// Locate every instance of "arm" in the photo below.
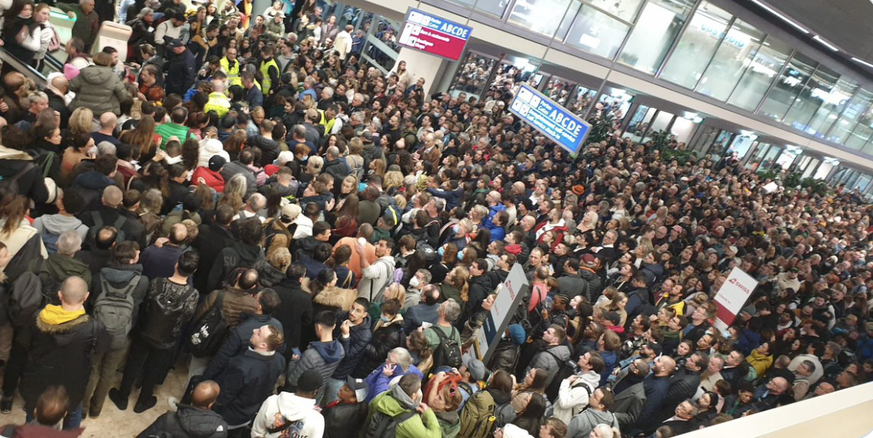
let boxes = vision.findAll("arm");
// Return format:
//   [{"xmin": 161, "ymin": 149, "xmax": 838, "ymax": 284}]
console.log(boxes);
[
  {"xmin": 214, "ymin": 364, "xmax": 246, "ymax": 409},
  {"xmin": 250, "ymin": 395, "xmax": 273, "ymax": 438},
  {"xmin": 418, "ymin": 408, "xmax": 442, "ymax": 438},
  {"xmin": 154, "ymin": 22, "xmax": 167, "ymax": 45},
  {"xmin": 555, "ymin": 379, "xmax": 589, "ymax": 410},
  {"xmin": 202, "ymin": 329, "xmax": 243, "ymax": 380}
]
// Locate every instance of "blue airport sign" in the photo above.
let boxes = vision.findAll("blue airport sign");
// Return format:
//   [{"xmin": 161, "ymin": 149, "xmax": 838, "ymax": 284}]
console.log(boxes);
[{"xmin": 509, "ymin": 84, "xmax": 591, "ymax": 154}]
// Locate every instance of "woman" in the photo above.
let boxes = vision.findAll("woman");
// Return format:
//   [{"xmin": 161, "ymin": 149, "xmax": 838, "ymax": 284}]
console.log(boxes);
[
  {"xmin": 440, "ymin": 265, "xmax": 469, "ymax": 310},
  {"xmin": 308, "ymin": 269, "xmax": 357, "ymax": 315},
  {"xmin": 509, "ymin": 368, "xmax": 552, "ymax": 420},
  {"xmin": 458, "ymin": 370, "xmax": 513, "ymax": 437},
  {"xmin": 328, "ymin": 245, "xmax": 355, "ymax": 289},
  {"xmin": 510, "ymin": 392, "xmax": 547, "ymax": 436},
  {"xmin": 426, "ymin": 371, "xmax": 463, "ymax": 438},
  {"xmin": 331, "ymin": 194, "xmax": 359, "ymax": 240},
  {"xmin": 60, "ymin": 133, "xmax": 94, "ymax": 187},
  {"xmin": 746, "ymin": 341, "xmax": 774, "ymax": 377},
  {"xmin": 126, "ymin": 7, "xmax": 154, "ymax": 60},
  {"xmin": 0, "ymin": 194, "xmax": 45, "ymax": 260},
  {"xmin": 119, "ymin": 116, "xmax": 159, "ymax": 163},
  {"xmin": 29, "ymin": 123, "xmax": 62, "ymax": 182},
  {"xmin": 406, "ymin": 329, "xmax": 434, "ymax": 377},
  {"xmin": 354, "ymin": 299, "xmax": 405, "ymax": 378},
  {"xmin": 31, "ymin": 3, "xmax": 54, "ymax": 69},
  {"xmin": 69, "ymin": 51, "xmax": 130, "ymax": 116},
  {"xmin": 3, "ymin": 0, "xmax": 39, "ymax": 66},
  {"xmin": 690, "ymin": 391, "xmax": 720, "ymax": 429}
]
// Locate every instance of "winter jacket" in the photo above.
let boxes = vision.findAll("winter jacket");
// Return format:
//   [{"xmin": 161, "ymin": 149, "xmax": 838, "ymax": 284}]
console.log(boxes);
[
  {"xmin": 747, "ymin": 349, "xmax": 774, "ymax": 377},
  {"xmin": 32, "ymin": 254, "xmax": 92, "ymax": 297},
  {"xmin": 527, "ymin": 344, "xmax": 571, "ymax": 387},
  {"xmin": 354, "ymin": 316, "xmax": 405, "ymax": 377},
  {"xmin": 404, "ymin": 302, "xmax": 439, "ymax": 332},
  {"xmin": 220, "ymin": 161, "xmax": 257, "ymax": 198},
  {"xmin": 488, "ymin": 338, "xmax": 521, "ymax": 374},
  {"xmin": 323, "ymin": 401, "xmax": 368, "ymax": 438},
  {"xmin": 311, "ymin": 285, "xmax": 357, "ymax": 314},
  {"xmin": 578, "ymin": 268, "xmax": 603, "ymax": 300},
  {"xmin": 203, "ymin": 313, "xmax": 284, "ymax": 380},
  {"xmin": 271, "ymin": 278, "xmax": 313, "ymax": 351},
  {"xmin": 566, "ymin": 409, "xmax": 619, "ymax": 438},
  {"xmin": 612, "ymin": 380, "xmax": 646, "ymax": 428},
  {"xmin": 32, "ymin": 214, "xmax": 88, "ymax": 249},
  {"xmin": 192, "ymin": 166, "xmax": 226, "ymax": 193},
  {"xmin": 195, "ymin": 286, "xmax": 260, "ymax": 329},
  {"xmin": 247, "ymin": 135, "xmax": 280, "ymax": 167},
  {"xmin": 365, "ymin": 384, "xmax": 441, "ymax": 438},
  {"xmin": 205, "ymin": 243, "xmax": 264, "ymax": 293},
  {"xmin": 332, "ymin": 313, "xmax": 372, "ymax": 380},
  {"xmin": 655, "ymin": 369, "xmax": 701, "ymax": 423},
  {"xmin": 69, "ymin": 65, "xmax": 129, "ymax": 116},
  {"xmin": 323, "ymin": 157, "xmax": 350, "ymax": 185},
  {"xmin": 0, "ymin": 145, "xmax": 49, "ymax": 204},
  {"xmin": 426, "ymin": 187, "xmax": 463, "ymax": 210},
  {"xmin": 165, "ymin": 49, "xmax": 197, "ymax": 96},
  {"xmin": 364, "ymin": 363, "xmax": 424, "ymax": 403},
  {"xmin": 191, "ymin": 222, "xmax": 236, "ymax": 294},
  {"xmin": 251, "ymin": 392, "xmax": 325, "ymax": 438},
  {"xmin": 137, "ymin": 404, "xmax": 228, "ymax": 438},
  {"xmin": 20, "ymin": 308, "xmax": 109, "ymax": 411},
  {"xmin": 198, "ymin": 139, "xmax": 230, "ymax": 168},
  {"xmin": 557, "ymin": 274, "xmax": 590, "ymax": 301},
  {"xmin": 140, "ymin": 244, "xmax": 184, "ymax": 280},
  {"xmin": 285, "ymin": 337, "xmax": 348, "ymax": 394},
  {"xmin": 553, "ymin": 370, "xmax": 600, "ymax": 423},
  {"xmin": 92, "ymin": 264, "xmax": 149, "ymax": 326},
  {"xmin": 214, "ymin": 348, "xmax": 286, "ymax": 426}
]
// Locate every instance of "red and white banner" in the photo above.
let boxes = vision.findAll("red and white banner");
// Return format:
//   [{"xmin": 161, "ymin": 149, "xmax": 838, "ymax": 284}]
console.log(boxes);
[{"xmin": 713, "ymin": 267, "xmax": 758, "ymax": 331}]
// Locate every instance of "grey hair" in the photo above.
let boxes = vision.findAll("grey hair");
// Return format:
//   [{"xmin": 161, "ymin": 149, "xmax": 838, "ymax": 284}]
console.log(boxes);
[
  {"xmin": 25, "ymin": 91, "xmax": 48, "ymax": 106},
  {"xmin": 442, "ymin": 298, "xmax": 462, "ymax": 323},
  {"xmin": 248, "ymin": 193, "xmax": 266, "ymax": 211},
  {"xmin": 591, "ymin": 424, "xmax": 621, "ymax": 438},
  {"xmin": 224, "ymin": 174, "xmax": 248, "ymax": 199},
  {"xmin": 137, "ymin": 7, "xmax": 154, "ymax": 19},
  {"xmin": 389, "ymin": 347, "xmax": 413, "ymax": 371},
  {"xmin": 57, "ymin": 230, "xmax": 83, "ymax": 256},
  {"xmin": 97, "ymin": 141, "xmax": 117, "ymax": 157}
]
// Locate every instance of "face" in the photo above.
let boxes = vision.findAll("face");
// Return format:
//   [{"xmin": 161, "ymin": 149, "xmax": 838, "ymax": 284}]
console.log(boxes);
[
  {"xmin": 19, "ymin": 4, "xmax": 32, "ymax": 18},
  {"xmin": 0, "ymin": 247, "xmax": 10, "ymax": 269},
  {"xmin": 46, "ymin": 128, "xmax": 62, "ymax": 145},
  {"xmin": 35, "ymin": 7, "xmax": 49, "ymax": 22},
  {"xmin": 543, "ymin": 328, "xmax": 556, "ymax": 344},
  {"xmin": 250, "ymin": 325, "xmax": 271, "ymax": 348},
  {"xmin": 677, "ymin": 342, "xmax": 691, "ymax": 356},
  {"xmin": 348, "ymin": 302, "xmax": 366, "ymax": 325}
]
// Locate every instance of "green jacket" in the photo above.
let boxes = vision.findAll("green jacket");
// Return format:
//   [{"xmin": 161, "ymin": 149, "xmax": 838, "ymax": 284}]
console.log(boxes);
[
  {"xmin": 367, "ymin": 390, "xmax": 441, "ymax": 438},
  {"xmin": 155, "ymin": 122, "xmax": 194, "ymax": 149}
]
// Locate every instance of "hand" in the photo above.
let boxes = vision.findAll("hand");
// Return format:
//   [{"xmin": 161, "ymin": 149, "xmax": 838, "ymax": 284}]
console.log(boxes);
[
  {"xmin": 0, "ymin": 101, "xmax": 8, "ymax": 113},
  {"xmin": 154, "ymin": 237, "xmax": 169, "ymax": 248},
  {"xmin": 541, "ymin": 309, "xmax": 549, "ymax": 319},
  {"xmin": 67, "ymin": 11, "xmax": 76, "ymax": 19},
  {"xmin": 568, "ymin": 375, "xmax": 578, "ymax": 384},
  {"xmin": 292, "ymin": 354, "xmax": 300, "ymax": 360},
  {"xmin": 154, "ymin": 149, "xmax": 167, "ymax": 161},
  {"xmin": 197, "ymin": 177, "xmax": 207, "ymax": 185},
  {"xmin": 326, "ymin": 198, "xmax": 336, "ymax": 211},
  {"xmin": 341, "ymin": 320, "xmax": 351, "ymax": 336},
  {"xmin": 382, "ymin": 363, "xmax": 397, "ymax": 377},
  {"xmin": 415, "ymin": 402, "xmax": 429, "ymax": 414},
  {"xmin": 129, "ymin": 62, "xmax": 141, "ymax": 69}
]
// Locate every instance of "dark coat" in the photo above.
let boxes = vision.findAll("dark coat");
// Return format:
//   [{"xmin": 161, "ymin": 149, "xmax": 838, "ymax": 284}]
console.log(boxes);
[
  {"xmin": 192, "ymin": 222, "xmax": 237, "ymax": 294},
  {"xmin": 206, "ymin": 243, "xmax": 264, "ymax": 293},
  {"xmin": 272, "ymin": 277, "xmax": 313, "ymax": 353},
  {"xmin": 323, "ymin": 402, "xmax": 368, "ymax": 438},
  {"xmin": 137, "ymin": 404, "xmax": 228, "ymax": 438},
  {"xmin": 165, "ymin": 49, "xmax": 197, "ymax": 96},
  {"xmin": 0, "ymin": 149, "xmax": 48, "ymax": 204},
  {"xmin": 353, "ymin": 318, "xmax": 404, "ymax": 378},
  {"xmin": 246, "ymin": 134, "xmax": 280, "ymax": 167},
  {"xmin": 612, "ymin": 380, "xmax": 646, "ymax": 428},
  {"xmin": 332, "ymin": 313, "xmax": 372, "ymax": 380},
  {"xmin": 213, "ymin": 348, "xmax": 285, "ymax": 426},
  {"xmin": 203, "ymin": 313, "xmax": 284, "ymax": 380}
]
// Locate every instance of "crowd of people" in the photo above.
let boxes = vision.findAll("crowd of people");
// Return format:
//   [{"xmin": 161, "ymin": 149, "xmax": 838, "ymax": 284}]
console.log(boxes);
[{"xmin": 0, "ymin": 0, "xmax": 868, "ymax": 437}]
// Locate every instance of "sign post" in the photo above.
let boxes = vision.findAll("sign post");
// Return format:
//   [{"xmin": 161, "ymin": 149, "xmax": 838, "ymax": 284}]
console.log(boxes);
[
  {"xmin": 712, "ymin": 267, "xmax": 758, "ymax": 331},
  {"xmin": 397, "ymin": 8, "xmax": 473, "ymax": 61},
  {"xmin": 509, "ymin": 84, "xmax": 591, "ymax": 155},
  {"xmin": 474, "ymin": 263, "xmax": 529, "ymax": 364}
]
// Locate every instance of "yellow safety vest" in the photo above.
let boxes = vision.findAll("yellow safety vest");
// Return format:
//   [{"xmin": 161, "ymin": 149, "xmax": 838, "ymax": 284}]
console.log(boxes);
[
  {"xmin": 221, "ymin": 57, "xmax": 241, "ymax": 88},
  {"xmin": 259, "ymin": 58, "xmax": 279, "ymax": 96}
]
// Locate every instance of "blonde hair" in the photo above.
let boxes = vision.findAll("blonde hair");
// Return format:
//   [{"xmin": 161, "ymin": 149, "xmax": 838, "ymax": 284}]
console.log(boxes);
[
  {"xmin": 384, "ymin": 169, "xmax": 403, "ymax": 191},
  {"xmin": 383, "ymin": 283, "xmax": 406, "ymax": 307},
  {"xmin": 69, "ymin": 107, "xmax": 94, "ymax": 135}
]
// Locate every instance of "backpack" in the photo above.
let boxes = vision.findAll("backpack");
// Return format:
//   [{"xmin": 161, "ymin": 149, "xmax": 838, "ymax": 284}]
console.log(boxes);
[
  {"xmin": 47, "ymin": 27, "xmax": 61, "ymax": 52},
  {"xmin": 544, "ymin": 349, "xmax": 576, "ymax": 402},
  {"xmin": 7, "ymin": 272, "xmax": 45, "ymax": 328},
  {"xmin": 346, "ymin": 155, "xmax": 364, "ymax": 180},
  {"xmin": 0, "ymin": 163, "xmax": 34, "ymax": 194},
  {"xmin": 34, "ymin": 150, "xmax": 55, "ymax": 178},
  {"xmin": 140, "ymin": 278, "xmax": 198, "ymax": 349},
  {"xmin": 458, "ymin": 390, "xmax": 502, "ymax": 438},
  {"xmin": 416, "ymin": 240, "xmax": 438, "ymax": 265},
  {"xmin": 431, "ymin": 326, "xmax": 462, "ymax": 369},
  {"xmin": 86, "ymin": 212, "xmax": 127, "ymax": 249},
  {"xmin": 361, "ymin": 408, "xmax": 416, "ymax": 438},
  {"xmin": 93, "ymin": 275, "xmax": 141, "ymax": 350},
  {"xmin": 186, "ymin": 290, "xmax": 229, "ymax": 358}
]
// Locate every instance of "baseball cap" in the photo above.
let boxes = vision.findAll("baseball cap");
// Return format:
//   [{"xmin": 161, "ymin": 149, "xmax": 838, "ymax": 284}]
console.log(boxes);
[
  {"xmin": 346, "ymin": 376, "xmax": 368, "ymax": 401},
  {"xmin": 462, "ymin": 354, "xmax": 488, "ymax": 381},
  {"xmin": 297, "ymin": 369, "xmax": 323, "ymax": 393},
  {"xmin": 581, "ymin": 253, "xmax": 598, "ymax": 265},
  {"xmin": 281, "ymin": 203, "xmax": 301, "ymax": 222},
  {"xmin": 166, "ymin": 38, "xmax": 184, "ymax": 49},
  {"xmin": 361, "ymin": 129, "xmax": 374, "ymax": 144},
  {"xmin": 208, "ymin": 155, "xmax": 226, "ymax": 172}
]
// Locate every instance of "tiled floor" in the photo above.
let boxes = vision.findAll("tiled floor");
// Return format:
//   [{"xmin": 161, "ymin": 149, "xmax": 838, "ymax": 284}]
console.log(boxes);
[{"xmin": 1, "ymin": 360, "xmax": 190, "ymax": 438}]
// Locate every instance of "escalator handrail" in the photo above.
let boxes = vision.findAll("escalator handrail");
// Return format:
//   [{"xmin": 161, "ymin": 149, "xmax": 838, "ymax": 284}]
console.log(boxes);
[
  {"xmin": 0, "ymin": 47, "xmax": 47, "ymax": 88},
  {"xmin": 43, "ymin": 51, "xmax": 64, "ymax": 72}
]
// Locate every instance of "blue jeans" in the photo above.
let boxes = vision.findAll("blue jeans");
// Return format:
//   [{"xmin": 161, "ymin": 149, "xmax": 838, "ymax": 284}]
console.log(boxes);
[{"xmin": 26, "ymin": 404, "xmax": 82, "ymax": 430}]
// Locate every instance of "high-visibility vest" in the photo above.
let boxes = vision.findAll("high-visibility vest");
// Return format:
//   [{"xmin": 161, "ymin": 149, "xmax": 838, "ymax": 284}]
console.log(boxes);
[
  {"xmin": 221, "ymin": 57, "xmax": 241, "ymax": 87},
  {"xmin": 259, "ymin": 58, "xmax": 279, "ymax": 96}
]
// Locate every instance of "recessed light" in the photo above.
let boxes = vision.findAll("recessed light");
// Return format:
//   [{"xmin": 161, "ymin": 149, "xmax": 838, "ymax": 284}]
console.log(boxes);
[
  {"xmin": 812, "ymin": 35, "xmax": 838, "ymax": 52},
  {"xmin": 751, "ymin": 0, "xmax": 809, "ymax": 34},
  {"xmin": 852, "ymin": 57, "xmax": 873, "ymax": 69}
]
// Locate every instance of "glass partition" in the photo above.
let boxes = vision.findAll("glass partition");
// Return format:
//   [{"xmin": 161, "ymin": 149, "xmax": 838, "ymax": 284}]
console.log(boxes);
[
  {"xmin": 509, "ymin": 0, "xmax": 576, "ymax": 38},
  {"xmin": 660, "ymin": 2, "xmax": 733, "ymax": 89},
  {"xmin": 543, "ymin": 77, "xmax": 577, "ymax": 106},
  {"xmin": 618, "ymin": 0, "xmax": 696, "ymax": 74},
  {"xmin": 695, "ymin": 19, "xmax": 764, "ymax": 101},
  {"xmin": 670, "ymin": 117, "xmax": 698, "ymax": 143},
  {"xmin": 586, "ymin": 0, "xmax": 644, "ymax": 21},
  {"xmin": 758, "ymin": 52, "xmax": 818, "ymax": 122},
  {"xmin": 727, "ymin": 35, "xmax": 792, "ymax": 111},
  {"xmin": 446, "ymin": 0, "xmax": 510, "ymax": 17},
  {"xmin": 759, "ymin": 145, "xmax": 782, "ymax": 170},
  {"xmin": 845, "ymin": 106, "xmax": 873, "ymax": 150},
  {"xmin": 829, "ymin": 88, "xmax": 873, "ymax": 144},
  {"xmin": 449, "ymin": 52, "xmax": 498, "ymax": 97},
  {"xmin": 564, "ymin": 5, "xmax": 631, "ymax": 60},
  {"xmin": 567, "ymin": 85, "xmax": 597, "ymax": 113},
  {"xmin": 798, "ymin": 73, "xmax": 855, "ymax": 137}
]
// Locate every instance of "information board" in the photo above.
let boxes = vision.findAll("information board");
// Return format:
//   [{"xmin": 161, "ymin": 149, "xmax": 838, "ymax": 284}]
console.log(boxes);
[
  {"xmin": 509, "ymin": 84, "xmax": 591, "ymax": 154},
  {"xmin": 397, "ymin": 8, "xmax": 472, "ymax": 61},
  {"xmin": 712, "ymin": 267, "xmax": 758, "ymax": 331},
  {"xmin": 474, "ymin": 263, "xmax": 529, "ymax": 363}
]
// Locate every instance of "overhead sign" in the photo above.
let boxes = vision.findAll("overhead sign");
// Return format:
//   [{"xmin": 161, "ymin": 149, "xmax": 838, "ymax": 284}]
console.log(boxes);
[
  {"xmin": 510, "ymin": 84, "xmax": 591, "ymax": 154},
  {"xmin": 712, "ymin": 267, "xmax": 758, "ymax": 331},
  {"xmin": 474, "ymin": 263, "xmax": 529, "ymax": 364},
  {"xmin": 397, "ymin": 8, "xmax": 472, "ymax": 61}
]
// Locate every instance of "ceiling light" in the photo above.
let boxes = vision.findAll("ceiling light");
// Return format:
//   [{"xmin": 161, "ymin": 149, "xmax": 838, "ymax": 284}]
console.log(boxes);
[
  {"xmin": 750, "ymin": 0, "xmax": 809, "ymax": 34},
  {"xmin": 812, "ymin": 35, "xmax": 838, "ymax": 52},
  {"xmin": 852, "ymin": 57, "xmax": 873, "ymax": 69}
]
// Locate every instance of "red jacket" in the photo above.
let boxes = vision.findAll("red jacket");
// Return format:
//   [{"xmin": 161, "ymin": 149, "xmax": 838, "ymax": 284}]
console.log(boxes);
[{"xmin": 191, "ymin": 166, "xmax": 225, "ymax": 193}]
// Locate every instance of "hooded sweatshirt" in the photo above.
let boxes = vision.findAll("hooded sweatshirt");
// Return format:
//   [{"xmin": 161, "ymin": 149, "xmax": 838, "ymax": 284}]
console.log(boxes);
[
  {"xmin": 32, "ymin": 213, "xmax": 89, "ymax": 247},
  {"xmin": 138, "ymin": 404, "xmax": 228, "ymax": 438},
  {"xmin": 285, "ymin": 338, "xmax": 347, "ymax": 393},
  {"xmin": 553, "ymin": 370, "xmax": 602, "ymax": 423},
  {"xmin": 250, "ymin": 392, "xmax": 324, "ymax": 438},
  {"xmin": 366, "ymin": 384, "xmax": 441, "ymax": 438},
  {"xmin": 566, "ymin": 408, "xmax": 619, "ymax": 438}
]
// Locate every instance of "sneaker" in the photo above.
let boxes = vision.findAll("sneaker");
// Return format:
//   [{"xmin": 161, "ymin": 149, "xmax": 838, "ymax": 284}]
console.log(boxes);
[
  {"xmin": 0, "ymin": 396, "xmax": 12, "ymax": 414},
  {"xmin": 107, "ymin": 388, "xmax": 128, "ymax": 411},
  {"xmin": 133, "ymin": 396, "xmax": 157, "ymax": 414},
  {"xmin": 167, "ymin": 397, "xmax": 179, "ymax": 412},
  {"xmin": 88, "ymin": 409, "xmax": 101, "ymax": 419}
]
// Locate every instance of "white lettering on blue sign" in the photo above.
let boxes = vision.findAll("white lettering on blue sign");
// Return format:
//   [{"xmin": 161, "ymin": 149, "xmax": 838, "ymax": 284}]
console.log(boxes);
[
  {"xmin": 407, "ymin": 8, "xmax": 472, "ymax": 41},
  {"xmin": 509, "ymin": 85, "xmax": 590, "ymax": 154}
]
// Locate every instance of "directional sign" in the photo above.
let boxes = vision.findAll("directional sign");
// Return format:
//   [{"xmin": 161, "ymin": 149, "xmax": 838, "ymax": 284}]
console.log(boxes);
[
  {"xmin": 509, "ymin": 84, "xmax": 591, "ymax": 154},
  {"xmin": 474, "ymin": 263, "xmax": 529, "ymax": 364},
  {"xmin": 397, "ymin": 8, "xmax": 472, "ymax": 61}
]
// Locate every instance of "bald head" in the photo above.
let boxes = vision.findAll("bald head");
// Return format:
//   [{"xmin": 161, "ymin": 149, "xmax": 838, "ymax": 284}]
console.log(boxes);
[
  {"xmin": 169, "ymin": 223, "xmax": 188, "ymax": 245},
  {"xmin": 102, "ymin": 186, "xmax": 123, "ymax": 208},
  {"xmin": 191, "ymin": 380, "xmax": 220, "ymax": 409},
  {"xmin": 100, "ymin": 112, "xmax": 117, "ymax": 130},
  {"xmin": 59, "ymin": 276, "xmax": 89, "ymax": 306},
  {"xmin": 50, "ymin": 75, "xmax": 68, "ymax": 93}
]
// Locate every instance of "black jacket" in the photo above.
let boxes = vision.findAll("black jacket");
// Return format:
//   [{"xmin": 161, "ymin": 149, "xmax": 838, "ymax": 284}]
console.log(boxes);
[
  {"xmin": 203, "ymin": 313, "xmax": 284, "ymax": 380},
  {"xmin": 272, "ymin": 277, "xmax": 313, "ymax": 353},
  {"xmin": 323, "ymin": 401, "xmax": 368, "ymax": 438},
  {"xmin": 192, "ymin": 222, "xmax": 237, "ymax": 294},
  {"xmin": 353, "ymin": 318, "xmax": 404, "ymax": 378},
  {"xmin": 0, "ymin": 150, "xmax": 49, "ymax": 204},
  {"xmin": 214, "ymin": 348, "xmax": 285, "ymax": 426},
  {"xmin": 206, "ymin": 243, "xmax": 264, "ymax": 293},
  {"xmin": 332, "ymin": 313, "xmax": 371, "ymax": 380},
  {"xmin": 165, "ymin": 49, "xmax": 197, "ymax": 96},
  {"xmin": 137, "ymin": 404, "xmax": 228, "ymax": 438},
  {"xmin": 246, "ymin": 134, "xmax": 280, "ymax": 167}
]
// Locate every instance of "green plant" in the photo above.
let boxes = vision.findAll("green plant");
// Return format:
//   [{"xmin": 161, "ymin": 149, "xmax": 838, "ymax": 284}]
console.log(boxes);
[
  {"xmin": 800, "ymin": 177, "xmax": 828, "ymax": 197},
  {"xmin": 662, "ymin": 148, "xmax": 697, "ymax": 165},
  {"xmin": 783, "ymin": 171, "xmax": 803, "ymax": 188},
  {"xmin": 757, "ymin": 168, "xmax": 779, "ymax": 181},
  {"xmin": 586, "ymin": 113, "xmax": 615, "ymax": 144},
  {"xmin": 650, "ymin": 130, "xmax": 670, "ymax": 151}
]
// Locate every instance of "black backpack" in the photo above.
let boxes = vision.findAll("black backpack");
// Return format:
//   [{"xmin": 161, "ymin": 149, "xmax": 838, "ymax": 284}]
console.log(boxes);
[
  {"xmin": 185, "ymin": 290, "xmax": 229, "ymax": 358},
  {"xmin": 7, "ymin": 272, "xmax": 45, "ymax": 328},
  {"xmin": 86, "ymin": 212, "xmax": 127, "ymax": 249},
  {"xmin": 431, "ymin": 326, "xmax": 462, "ymax": 369},
  {"xmin": 416, "ymin": 240, "xmax": 439, "ymax": 265},
  {"xmin": 0, "ymin": 163, "xmax": 33, "ymax": 195},
  {"xmin": 544, "ymin": 349, "xmax": 577, "ymax": 401},
  {"xmin": 361, "ymin": 409, "xmax": 416, "ymax": 438},
  {"xmin": 140, "ymin": 278, "xmax": 197, "ymax": 349}
]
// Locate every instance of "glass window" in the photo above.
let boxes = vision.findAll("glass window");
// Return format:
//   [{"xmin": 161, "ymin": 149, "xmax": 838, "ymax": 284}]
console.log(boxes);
[
  {"xmin": 509, "ymin": 0, "xmax": 574, "ymax": 38},
  {"xmin": 829, "ymin": 88, "xmax": 873, "ymax": 144},
  {"xmin": 567, "ymin": 85, "xmax": 597, "ymax": 113},
  {"xmin": 782, "ymin": 64, "xmax": 838, "ymax": 130},
  {"xmin": 804, "ymin": 77, "xmax": 857, "ymax": 138},
  {"xmin": 544, "ymin": 77, "xmax": 577, "ymax": 106},
  {"xmin": 758, "ymin": 52, "xmax": 818, "ymax": 122},
  {"xmin": 446, "ymin": 0, "xmax": 510, "ymax": 17},
  {"xmin": 564, "ymin": 4, "xmax": 630, "ymax": 60},
  {"xmin": 618, "ymin": 0, "xmax": 696, "ymax": 75},
  {"xmin": 449, "ymin": 52, "xmax": 497, "ymax": 97},
  {"xmin": 846, "ymin": 106, "xmax": 873, "ymax": 150},
  {"xmin": 695, "ymin": 19, "xmax": 763, "ymax": 101},
  {"xmin": 727, "ymin": 36, "xmax": 792, "ymax": 111},
  {"xmin": 585, "ymin": 0, "xmax": 644, "ymax": 22},
  {"xmin": 670, "ymin": 117, "xmax": 698, "ymax": 143},
  {"xmin": 660, "ymin": 2, "xmax": 733, "ymax": 89}
]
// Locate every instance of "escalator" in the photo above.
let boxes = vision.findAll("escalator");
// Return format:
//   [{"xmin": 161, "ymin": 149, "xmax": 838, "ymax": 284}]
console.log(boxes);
[{"xmin": 0, "ymin": 47, "xmax": 51, "ymax": 88}]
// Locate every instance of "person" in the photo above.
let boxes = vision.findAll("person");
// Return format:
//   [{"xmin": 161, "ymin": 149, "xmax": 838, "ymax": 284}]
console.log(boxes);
[
  {"xmin": 323, "ymin": 297, "xmax": 371, "ymax": 405},
  {"xmin": 136, "ymin": 380, "xmax": 228, "ymax": 438},
  {"xmin": 356, "ymin": 238, "xmax": 395, "ymax": 302},
  {"xmin": 251, "ymin": 369, "xmax": 325, "ymax": 438},
  {"xmin": 423, "ymin": 298, "xmax": 463, "ymax": 367},
  {"xmin": 19, "ymin": 277, "xmax": 109, "ymax": 430},
  {"xmin": 322, "ymin": 377, "xmax": 370, "ymax": 438},
  {"xmin": 58, "ymin": 0, "xmax": 99, "ymax": 51},
  {"xmin": 363, "ymin": 373, "xmax": 441, "ymax": 438},
  {"xmin": 1, "ymin": 386, "xmax": 85, "ymax": 437},
  {"xmin": 553, "ymin": 351, "xmax": 605, "ymax": 423},
  {"xmin": 284, "ymin": 310, "xmax": 348, "ymax": 400},
  {"xmin": 69, "ymin": 52, "xmax": 130, "ymax": 116},
  {"xmin": 405, "ymin": 284, "xmax": 441, "ymax": 332},
  {"xmin": 611, "ymin": 359, "xmax": 650, "ymax": 428},
  {"xmin": 527, "ymin": 325, "xmax": 571, "ymax": 387},
  {"xmin": 566, "ymin": 388, "xmax": 619, "ymax": 438},
  {"xmin": 213, "ymin": 324, "xmax": 286, "ymax": 435}
]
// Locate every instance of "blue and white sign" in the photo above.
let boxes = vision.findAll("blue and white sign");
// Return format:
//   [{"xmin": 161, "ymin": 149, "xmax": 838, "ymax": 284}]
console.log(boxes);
[{"xmin": 510, "ymin": 84, "xmax": 591, "ymax": 154}]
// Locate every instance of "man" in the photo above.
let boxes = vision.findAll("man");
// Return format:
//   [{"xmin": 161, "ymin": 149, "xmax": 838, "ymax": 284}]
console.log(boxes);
[
  {"xmin": 624, "ymin": 271, "xmax": 650, "ymax": 323},
  {"xmin": 558, "ymin": 258, "xmax": 589, "ymax": 300},
  {"xmin": 285, "ymin": 311, "xmax": 349, "ymax": 400},
  {"xmin": 323, "ymin": 298, "xmax": 372, "ymax": 405},
  {"xmin": 110, "ymin": 252, "xmax": 200, "ymax": 413},
  {"xmin": 155, "ymin": 106, "xmax": 196, "ymax": 149},
  {"xmin": 213, "ymin": 324, "xmax": 286, "ymax": 434},
  {"xmin": 658, "ymin": 399, "xmax": 698, "ymax": 435},
  {"xmin": 699, "ymin": 354, "xmax": 724, "ymax": 392},
  {"xmin": 553, "ymin": 351, "xmax": 605, "ymax": 423},
  {"xmin": 272, "ymin": 264, "xmax": 314, "ymax": 355},
  {"xmin": 138, "ymin": 380, "xmax": 228, "ymax": 437},
  {"xmin": 423, "ymin": 299, "xmax": 463, "ymax": 366},
  {"xmin": 241, "ymin": 71, "xmax": 263, "ymax": 108},
  {"xmin": 404, "ymin": 284, "xmax": 441, "ymax": 332},
  {"xmin": 356, "ymin": 238, "xmax": 395, "ymax": 301},
  {"xmin": 612, "ymin": 359, "xmax": 649, "ymax": 429},
  {"xmin": 322, "ymin": 377, "xmax": 369, "ymax": 438},
  {"xmin": 751, "ymin": 376, "xmax": 790, "ymax": 412},
  {"xmin": 165, "ymin": 39, "xmax": 197, "ymax": 99},
  {"xmin": 334, "ymin": 25, "xmax": 353, "ymax": 60},
  {"xmin": 20, "ymin": 277, "xmax": 109, "ymax": 430},
  {"xmin": 154, "ymin": 12, "xmax": 186, "ymax": 57},
  {"xmin": 632, "ymin": 356, "xmax": 675, "ymax": 434},
  {"xmin": 58, "ymin": 0, "xmax": 99, "ymax": 50},
  {"xmin": 206, "ymin": 218, "xmax": 264, "ymax": 292},
  {"xmin": 221, "ymin": 47, "xmax": 242, "ymax": 88},
  {"xmin": 683, "ymin": 305, "xmax": 711, "ymax": 345},
  {"xmin": 33, "ymin": 190, "xmax": 89, "ymax": 252},
  {"xmin": 30, "ymin": 231, "xmax": 92, "ymax": 298},
  {"xmin": 654, "ymin": 352, "xmax": 708, "ymax": 427},
  {"xmin": 139, "ymin": 223, "xmax": 187, "ymax": 279},
  {"xmin": 792, "ymin": 360, "xmax": 816, "ymax": 400},
  {"xmin": 527, "ymin": 325, "xmax": 571, "ymax": 387},
  {"xmin": 722, "ymin": 381, "xmax": 756, "ymax": 417},
  {"xmin": 363, "ymin": 373, "xmax": 441, "ymax": 438},
  {"xmin": 251, "ymin": 369, "xmax": 325, "ymax": 438},
  {"xmin": 45, "ymin": 74, "xmax": 72, "ymax": 128},
  {"xmin": 258, "ymin": 46, "xmax": 281, "ymax": 96},
  {"xmin": 91, "ymin": 113, "xmax": 121, "ymax": 147},
  {"xmin": 21, "ymin": 91, "xmax": 48, "ymax": 124},
  {"xmin": 247, "ymin": 119, "xmax": 280, "ymax": 166},
  {"xmin": 191, "ymin": 205, "xmax": 237, "ymax": 294},
  {"xmin": 464, "ymin": 259, "xmax": 493, "ymax": 323},
  {"xmin": 565, "ymin": 388, "xmax": 619, "ymax": 438}
]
